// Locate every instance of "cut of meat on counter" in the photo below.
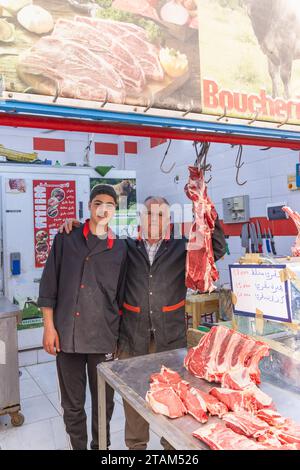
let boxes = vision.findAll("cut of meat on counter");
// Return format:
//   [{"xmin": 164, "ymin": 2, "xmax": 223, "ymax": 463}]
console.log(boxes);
[
  {"xmin": 17, "ymin": 17, "xmax": 164, "ymax": 103},
  {"xmin": 146, "ymin": 386, "xmax": 187, "ymax": 419},
  {"xmin": 282, "ymin": 206, "xmax": 300, "ymax": 257},
  {"xmin": 221, "ymin": 369, "xmax": 253, "ymax": 391},
  {"xmin": 184, "ymin": 325, "xmax": 269, "ymax": 385},
  {"xmin": 184, "ymin": 166, "xmax": 219, "ymax": 293},
  {"xmin": 146, "ymin": 366, "xmax": 228, "ymax": 421},
  {"xmin": 175, "ymin": 381, "xmax": 208, "ymax": 424},
  {"xmin": 256, "ymin": 409, "xmax": 288, "ymax": 428},
  {"xmin": 222, "ymin": 410, "xmax": 270, "ymax": 439},
  {"xmin": 210, "ymin": 386, "xmax": 274, "ymax": 414},
  {"xmin": 150, "ymin": 365, "xmax": 182, "ymax": 385},
  {"xmin": 193, "ymin": 422, "xmax": 267, "ymax": 450}
]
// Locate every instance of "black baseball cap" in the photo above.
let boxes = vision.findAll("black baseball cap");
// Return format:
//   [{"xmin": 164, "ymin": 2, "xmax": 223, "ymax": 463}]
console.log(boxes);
[{"xmin": 89, "ymin": 184, "xmax": 118, "ymax": 205}]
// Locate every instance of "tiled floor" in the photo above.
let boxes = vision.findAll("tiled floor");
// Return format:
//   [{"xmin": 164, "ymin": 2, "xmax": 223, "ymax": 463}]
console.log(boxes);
[{"xmin": 0, "ymin": 362, "xmax": 162, "ymax": 450}]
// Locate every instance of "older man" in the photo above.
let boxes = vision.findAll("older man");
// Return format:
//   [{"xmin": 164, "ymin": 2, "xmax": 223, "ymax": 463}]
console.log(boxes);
[{"xmin": 118, "ymin": 196, "xmax": 226, "ymax": 450}]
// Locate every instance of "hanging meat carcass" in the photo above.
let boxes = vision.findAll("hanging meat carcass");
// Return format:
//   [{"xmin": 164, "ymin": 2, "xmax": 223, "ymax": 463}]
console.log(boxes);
[
  {"xmin": 282, "ymin": 206, "xmax": 300, "ymax": 257},
  {"xmin": 184, "ymin": 166, "xmax": 219, "ymax": 293}
]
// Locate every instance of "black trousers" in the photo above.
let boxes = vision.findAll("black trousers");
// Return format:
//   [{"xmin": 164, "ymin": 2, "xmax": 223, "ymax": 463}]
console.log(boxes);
[{"xmin": 56, "ymin": 352, "xmax": 114, "ymax": 450}]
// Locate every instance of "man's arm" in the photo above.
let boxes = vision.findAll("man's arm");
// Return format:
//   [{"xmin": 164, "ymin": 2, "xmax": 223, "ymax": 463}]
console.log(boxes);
[
  {"xmin": 212, "ymin": 216, "xmax": 227, "ymax": 262},
  {"xmin": 38, "ymin": 234, "xmax": 63, "ymax": 355}
]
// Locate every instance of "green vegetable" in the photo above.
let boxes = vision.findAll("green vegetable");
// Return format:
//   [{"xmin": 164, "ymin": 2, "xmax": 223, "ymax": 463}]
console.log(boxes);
[
  {"xmin": 94, "ymin": 6, "xmax": 162, "ymax": 43},
  {"xmin": 95, "ymin": 0, "xmax": 113, "ymax": 7}
]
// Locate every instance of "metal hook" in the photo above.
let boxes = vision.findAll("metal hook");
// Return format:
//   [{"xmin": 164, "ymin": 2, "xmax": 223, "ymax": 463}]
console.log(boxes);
[
  {"xmin": 248, "ymin": 109, "xmax": 259, "ymax": 125},
  {"xmin": 53, "ymin": 81, "xmax": 60, "ymax": 103},
  {"xmin": 277, "ymin": 115, "xmax": 290, "ymax": 128},
  {"xmin": 143, "ymin": 95, "xmax": 154, "ymax": 113},
  {"xmin": 216, "ymin": 106, "xmax": 227, "ymax": 121},
  {"xmin": 100, "ymin": 90, "xmax": 108, "ymax": 108},
  {"xmin": 160, "ymin": 140, "xmax": 175, "ymax": 174},
  {"xmin": 235, "ymin": 145, "xmax": 247, "ymax": 186},
  {"xmin": 194, "ymin": 141, "xmax": 212, "ymax": 184}
]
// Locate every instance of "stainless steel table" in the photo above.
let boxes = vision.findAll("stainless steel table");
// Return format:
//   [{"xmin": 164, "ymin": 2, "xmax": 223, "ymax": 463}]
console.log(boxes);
[
  {"xmin": 0, "ymin": 297, "xmax": 24, "ymax": 426},
  {"xmin": 97, "ymin": 348, "xmax": 300, "ymax": 450}
]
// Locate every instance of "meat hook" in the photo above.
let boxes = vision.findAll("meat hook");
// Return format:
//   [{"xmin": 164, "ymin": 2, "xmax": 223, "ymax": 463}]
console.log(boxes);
[
  {"xmin": 194, "ymin": 141, "xmax": 212, "ymax": 184},
  {"xmin": 235, "ymin": 145, "xmax": 247, "ymax": 186},
  {"xmin": 160, "ymin": 139, "xmax": 175, "ymax": 174}
]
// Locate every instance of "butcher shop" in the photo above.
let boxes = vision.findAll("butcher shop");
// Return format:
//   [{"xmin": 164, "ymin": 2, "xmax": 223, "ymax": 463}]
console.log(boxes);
[{"xmin": 0, "ymin": 0, "xmax": 300, "ymax": 455}]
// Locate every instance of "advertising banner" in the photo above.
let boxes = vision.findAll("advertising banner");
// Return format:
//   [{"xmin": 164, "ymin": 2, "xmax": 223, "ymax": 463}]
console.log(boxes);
[
  {"xmin": 1, "ymin": 1, "xmax": 299, "ymax": 126},
  {"xmin": 33, "ymin": 179, "xmax": 76, "ymax": 268}
]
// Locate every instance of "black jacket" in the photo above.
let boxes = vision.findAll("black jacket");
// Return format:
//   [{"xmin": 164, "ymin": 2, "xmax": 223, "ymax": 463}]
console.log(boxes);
[
  {"xmin": 119, "ymin": 218, "xmax": 226, "ymax": 356},
  {"xmin": 38, "ymin": 226, "xmax": 127, "ymax": 354}
]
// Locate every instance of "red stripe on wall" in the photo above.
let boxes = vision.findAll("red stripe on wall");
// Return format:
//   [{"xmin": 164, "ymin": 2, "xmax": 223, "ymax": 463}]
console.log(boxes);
[
  {"xmin": 182, "ymin": 217, "xmax": 297, "ymax": 237},
  {"xmin": 95, "ymin": 142, "xmax": 118, "ymax": 156},
  {"xmin": 33, "ymin": 138, "xmax": 65, "ymax": 152},
  {"xmin": 150, "ymin": 138, "xmax": 168, "ymax": 148},
  {"xmin": 125, "ymin": 142, "xmax": 138, "ymax": 154}
]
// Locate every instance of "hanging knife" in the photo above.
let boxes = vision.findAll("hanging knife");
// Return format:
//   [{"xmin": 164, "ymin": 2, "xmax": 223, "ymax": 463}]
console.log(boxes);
[
  {"xmin": 241, "ymin": 223, "xmax": 250, "ymax": 253},
  {"xmin": 268, "ymin": 228, "xmax": 277, "ymax": 256},
  {"xmin": 251, "ymin": 223, "xmax": 259, "ymax": 253},
  {"xmin": 264, "ymin": 229, "xmax": 272, "ymax": 254},
  {"xmin": 256, "ymin": 220, "xmax": 263, "ymax": 253},
  {"xmin": 249, "ymin": 223, "xmax": 256, "ymax": 253}
]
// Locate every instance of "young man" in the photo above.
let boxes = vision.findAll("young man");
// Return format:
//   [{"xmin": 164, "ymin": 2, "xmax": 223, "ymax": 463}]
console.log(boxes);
[
  {"xmin": 38, "ymin": 185, "xmax": 127, "ymax": 450},
  {"xmin": 61, "ymin": 195, "xmax": 226, "ymax": 450}
]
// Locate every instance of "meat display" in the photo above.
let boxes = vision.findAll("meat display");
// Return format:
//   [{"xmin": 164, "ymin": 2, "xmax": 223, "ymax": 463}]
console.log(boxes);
[
  {"xmin": 193, "ymin": 388, "xmax": 228, "ymax": 418},
  {"xmin": 193, "ymin": 422, "xmax": 266, "ymax": 450},
  {"xmin": 222, "ymin": 410, "xmax": 270, "ymax": 439},
  {"xmin": 18, "ymin": 16, "xmax": 164, "ymax": 103},
  {"xmin": 221, "ymin": 369, "xmax": 253, "ymax": 390},
  {"xmin": 256, "ymin": 409, "xmax": 288, "ymax": 428},
  {"xmin": 184, "ymin": 326, "xmax": 269, "ymax": 385},
  {"xmin": 282, "ymin": 206, "xmax": 300, "ymax": 257},
  {"xmin": 150, "ymin": 365, "xmax": 182, "ymax": 385},
  {"xmin": 184, "ymin": 166, "xmax": 219, "ymax": 293}
]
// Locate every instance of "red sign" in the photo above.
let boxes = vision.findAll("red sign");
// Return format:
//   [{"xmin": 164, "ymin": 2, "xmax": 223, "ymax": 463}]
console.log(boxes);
[{"xmin": 33, "ymin": 180, "xmax": 76, "ymax": 268}]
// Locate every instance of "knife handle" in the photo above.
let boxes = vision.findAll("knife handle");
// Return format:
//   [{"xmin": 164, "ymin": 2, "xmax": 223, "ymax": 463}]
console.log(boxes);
[
  {"xmin": 258, "ymin": 243, "xmax": 263, "ymax": 254},
  {"xmin": 266, "ymin": 239, "xmax": 271, "ymax": 253},
  {"xmin": 271, "ymin": 241, "xmax": 277, "ymax": 256}
]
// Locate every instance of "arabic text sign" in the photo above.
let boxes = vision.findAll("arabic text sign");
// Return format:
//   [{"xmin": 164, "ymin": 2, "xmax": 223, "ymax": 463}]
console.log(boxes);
[{"xmin": 229, "ymin": 265, "xmax": 292, "ymax": 323}]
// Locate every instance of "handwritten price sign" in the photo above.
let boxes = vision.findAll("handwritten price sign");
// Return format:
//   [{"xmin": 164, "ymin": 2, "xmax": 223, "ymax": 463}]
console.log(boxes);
[{"xmin": 229, "ymin": 265, "xmax": 292, "ymax": 323}]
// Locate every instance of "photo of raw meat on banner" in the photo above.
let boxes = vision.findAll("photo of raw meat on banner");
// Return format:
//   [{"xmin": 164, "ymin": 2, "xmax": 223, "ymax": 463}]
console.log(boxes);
[{"xmin": 0, "ymin": 0, "xmax": 201, "ymax": 113}]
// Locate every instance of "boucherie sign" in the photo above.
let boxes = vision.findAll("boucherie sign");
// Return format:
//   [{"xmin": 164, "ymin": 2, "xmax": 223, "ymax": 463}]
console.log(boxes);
[{"xmin": 1, "ymin": 0, "xmax": 299, "ymax": 126}]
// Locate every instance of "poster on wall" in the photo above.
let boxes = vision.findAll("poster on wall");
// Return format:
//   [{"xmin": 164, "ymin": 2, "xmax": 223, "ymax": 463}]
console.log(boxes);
[
  {"xmin": 0, "ymin": 1, "xmax": 201, "ymax": 115},
  {"xmin": 33, "ymin": 180, "xmax": 76, "ymax": 268},
  {"xmin": 90, "ymin": 177, "xmax": 137, "ymax": 238}
]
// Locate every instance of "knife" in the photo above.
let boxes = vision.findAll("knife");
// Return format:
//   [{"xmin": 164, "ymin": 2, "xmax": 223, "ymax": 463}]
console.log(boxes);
[
  {"xmin": 264, "ymin": 229, "xmax": 272, "ymax": 254},
  {"xmin": 241, "ymin": 223, "xmax": 250, "ymax": 253},
  {"xmin": 268, "ymin": 228, "xmax": 277, "ymax": 256},
  {"xmin": 249, "ymin": 223, "xmax": 256, "ymax": 253},
  {"xmin": 256, "ymin": 220, "xmax": 263, "ymax": 254}
]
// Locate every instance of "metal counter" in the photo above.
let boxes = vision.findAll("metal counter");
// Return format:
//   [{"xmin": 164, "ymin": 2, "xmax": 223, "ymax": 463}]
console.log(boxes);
[
  {"xmin": 0, "ymin": 297, "xmax": 24, "ymax": 426},
  {"xmin": 97, "ymin": 348, "xmax": 300, "ymax": 450}
]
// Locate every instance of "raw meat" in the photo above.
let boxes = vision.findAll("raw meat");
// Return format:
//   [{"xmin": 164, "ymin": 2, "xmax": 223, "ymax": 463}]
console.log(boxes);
[
  {"xmin": 77, "ymin": 16, "xmax": 164, "ymax": 82},
  {"xmin": 210, "ymin": 387, "xmax": 273, "ymax": 413},
  {"xmin": 184, "ymin": 166, "xmax": 219, "ymax": 293},
  {"xmin": 221, "ymin": 369, "xmax": 253, "ymax": 390},
  {"xmin": 184, "ymin": 326, "xmax": 269, "ymax": 385},
  {"xmin": 146, "ymin": 387, "xmax": 186, "ymax": 419},
  {"xmin": 222, "ymin": 410, "xmax": 270, "ymax": 439},
  {"xmin": 17, "ymin": 36, "xmax": 125, "ymax": 103},
  {"xmin": 274, "ymin": 422, "xmax": 300, "ymax": 445},
  {"xmin": 256, "ymin": 409, "xmax": 288, "ymax": 428},
  {"xmin": 53, "ymin": 19, "xmax": 145, "ymax": 93},
  {"xmin": 150, "ymin": 365, "xmax": 182, "ymax": 385},
  {"xmin": 193, "ymin": 422, "xmax": 266, "ymax": 450},
  {"xmin": 194, "ymin": 388, "xmax": 228, "ymax": 418},
  {"xmin": 175, "ymin": 382, "xmax": 208, "ymax": 424},
  {"xmin": 112, "ymin": 0, "xmax": 161, "ymax": 22},
  {"xmin": 282, "ymin": 206, "xmax": 300, "ymax": 256}
]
